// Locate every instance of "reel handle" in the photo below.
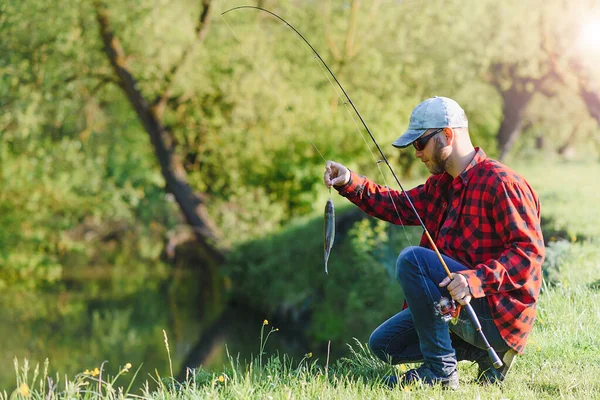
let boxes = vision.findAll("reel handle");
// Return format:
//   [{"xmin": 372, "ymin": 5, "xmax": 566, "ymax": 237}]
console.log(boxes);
[{"xmin": 464, "ymin": 303, "xmax": 503, "ymax": 368}]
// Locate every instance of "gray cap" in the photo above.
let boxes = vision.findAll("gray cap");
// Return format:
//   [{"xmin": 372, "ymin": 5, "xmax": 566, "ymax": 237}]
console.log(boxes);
[{"xmin": 392, "ymin": 96, "xmax": 468, "ymax": 148}]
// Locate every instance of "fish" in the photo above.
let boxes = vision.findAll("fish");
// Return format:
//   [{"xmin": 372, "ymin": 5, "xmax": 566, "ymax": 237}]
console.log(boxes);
[{"xmin": 324, "ymin": 197, "xmax": 335, "ymax": 274}]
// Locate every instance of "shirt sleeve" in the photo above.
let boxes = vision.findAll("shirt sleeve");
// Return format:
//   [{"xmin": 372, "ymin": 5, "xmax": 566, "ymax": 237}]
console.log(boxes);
[
  {"xmin": 461, "ymin": 181, "xmax": 545, "ymax": 298},
  {"xmin": 335, "ymin": 170, "xmax": 427, "ymax": 226}
]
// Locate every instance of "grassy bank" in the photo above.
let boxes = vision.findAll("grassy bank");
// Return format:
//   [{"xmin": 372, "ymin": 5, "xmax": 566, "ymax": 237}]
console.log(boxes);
[{"xmin": 4, "ymin": 159, "xmax": 600, "ymax": 399}]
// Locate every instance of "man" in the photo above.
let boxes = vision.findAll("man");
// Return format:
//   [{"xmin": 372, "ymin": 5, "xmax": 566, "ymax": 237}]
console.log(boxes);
[{"xmin": 323, "ymin": 96, "xmax": 545, "ymax": 389}]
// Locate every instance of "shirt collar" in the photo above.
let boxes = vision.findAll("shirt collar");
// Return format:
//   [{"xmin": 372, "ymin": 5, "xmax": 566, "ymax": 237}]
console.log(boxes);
[
  {"xmin": 432, "ymin": 147, "xmax": 487, "ymax": 189},
  {"xmin": 454, "ymin": 147, "xmax": 487, "ymax": 187}
]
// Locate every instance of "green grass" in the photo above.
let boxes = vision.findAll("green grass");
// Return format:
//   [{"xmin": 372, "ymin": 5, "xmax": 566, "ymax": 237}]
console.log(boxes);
[{"xmin": 4, "ymin": 159, "xmax": 600, "ymax": 399}]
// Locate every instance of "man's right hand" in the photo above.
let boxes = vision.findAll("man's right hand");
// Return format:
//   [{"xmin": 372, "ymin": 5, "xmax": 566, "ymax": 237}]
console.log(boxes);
[{"xmin": 324, "ymin": 160, "xmax": 351, "ymax": 188}]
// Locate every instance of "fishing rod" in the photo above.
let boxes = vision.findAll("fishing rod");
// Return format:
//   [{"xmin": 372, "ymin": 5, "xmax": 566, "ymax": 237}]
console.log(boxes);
[{"xmin": 221, "ymin": 5, "xmax": 502, "ymax": 369}]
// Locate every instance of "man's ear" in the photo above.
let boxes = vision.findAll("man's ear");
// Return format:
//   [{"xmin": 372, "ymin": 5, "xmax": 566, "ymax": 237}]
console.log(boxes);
[{"xmin": 443, "ymin": 127, "xmax": 455, "ymax": 146}]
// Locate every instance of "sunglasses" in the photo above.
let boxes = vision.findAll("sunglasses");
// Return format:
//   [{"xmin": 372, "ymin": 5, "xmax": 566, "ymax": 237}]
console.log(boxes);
[{"xmin": 413, "ymin": 128, "xmax": 444, "ymax": 151}]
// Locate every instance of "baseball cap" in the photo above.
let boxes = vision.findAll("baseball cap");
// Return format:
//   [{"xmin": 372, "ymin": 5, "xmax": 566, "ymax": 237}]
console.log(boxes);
[{"xmin": 392, "ymin": 96, "xmax": 468, "ymax": 148}]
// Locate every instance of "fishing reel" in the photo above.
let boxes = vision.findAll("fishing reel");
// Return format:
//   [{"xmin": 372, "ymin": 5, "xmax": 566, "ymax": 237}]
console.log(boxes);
[{"xmin": 434, "ymin": 297, "xmax": 461, "ymax": 324}]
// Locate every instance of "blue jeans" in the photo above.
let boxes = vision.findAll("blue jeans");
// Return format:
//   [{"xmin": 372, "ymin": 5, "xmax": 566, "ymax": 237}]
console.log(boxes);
[{"xmin": 369, "ymin": 246, "xmax": 509, "ymax": 376}]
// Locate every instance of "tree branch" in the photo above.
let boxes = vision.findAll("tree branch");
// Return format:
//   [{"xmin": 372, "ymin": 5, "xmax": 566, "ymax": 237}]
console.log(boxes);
[{"xmin": 153, "ymin": 0, "xmax": 213, "ymax": 120}]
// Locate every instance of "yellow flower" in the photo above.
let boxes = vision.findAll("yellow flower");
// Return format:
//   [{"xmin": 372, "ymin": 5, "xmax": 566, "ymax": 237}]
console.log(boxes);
[
  {"xmin": 307, "ymin": 352, "xmax": 313, "ymax": 358},
  {"xmin": 218, "ymin": 375, "xmax": 225, "ymax": 383},
  {"xmin": 399, "ymin": 364, "xmax": 407, "ymax": 372},
  {"xmin": 84, "ymin": 369, "xmax": 91, "ymax": 375},
  {"xmin": 263, "ymin": 319, "xmax": 269, "ymax": 325},
  {"xmin": 91, "ymin": 367, "xmax": 100, "ymax": 377},
  {"xmin": 537, "ymin": 346, "xmax": 541, "ymax": 351},
  {"xmin": 125, "ymin": 362, "xmax": 132, "ymax": 369},
  {"xmin": 275, "ymin": 328, "xmax": 279, "ymax": 332},
  {"xmin": 19, "ymin": 383, "xmax": 30, "ymax": 397}
]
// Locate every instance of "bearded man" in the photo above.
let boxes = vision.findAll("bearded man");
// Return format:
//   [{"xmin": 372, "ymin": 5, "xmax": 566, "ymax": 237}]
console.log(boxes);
[{"xmin": 323, "ymin": 96, "xmax": 545, "ymax": 389}]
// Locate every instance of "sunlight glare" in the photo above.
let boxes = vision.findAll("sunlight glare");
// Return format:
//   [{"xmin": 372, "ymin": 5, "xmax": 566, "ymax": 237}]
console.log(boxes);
[{"xmin": 579, "ymin": 21, "xmax": 600, "ymax": 52}]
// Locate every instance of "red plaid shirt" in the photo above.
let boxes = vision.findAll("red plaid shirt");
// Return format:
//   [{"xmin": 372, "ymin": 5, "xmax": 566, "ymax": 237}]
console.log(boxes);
[{"xmin": 337, "ymin": 148, "xmax": 545, "ymax": 353}]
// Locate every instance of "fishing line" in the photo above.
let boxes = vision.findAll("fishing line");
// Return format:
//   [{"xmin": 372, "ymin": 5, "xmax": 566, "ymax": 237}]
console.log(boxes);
[{"xmin": 310, "ymin": 58, "xmax": 437, "ymax": 300}]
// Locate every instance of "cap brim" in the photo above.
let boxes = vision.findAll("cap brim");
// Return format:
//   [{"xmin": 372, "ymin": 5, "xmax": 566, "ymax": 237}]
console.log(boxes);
[{"xmin": 392, "ymin": 129, "xmax": 427, "ymax": 148}]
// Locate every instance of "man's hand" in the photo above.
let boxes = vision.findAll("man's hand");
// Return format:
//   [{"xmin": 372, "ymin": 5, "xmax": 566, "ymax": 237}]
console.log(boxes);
[
  {"xmin": 324, "ymin": 160, "xmax": 351, "ymax": 188},
  {"xmin": 439, "ymin": 273, "xmax": 472, "ymax": 305}
]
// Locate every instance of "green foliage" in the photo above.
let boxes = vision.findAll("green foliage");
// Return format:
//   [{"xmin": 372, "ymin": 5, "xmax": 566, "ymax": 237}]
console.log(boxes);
[
  {"xmin": 0, "ymin": 0, "xmax": 179, "ymax": 285},
  {"xmin": 1, "ymin": 0, "xmax": 600, "ymax": 294},
  {"xmin": 226, "ymin": 203, "xmax": 424, "ymax": 346},
  {"xmin": 541, "ymin": 240, "xmax": 572, "ymax": 287}
]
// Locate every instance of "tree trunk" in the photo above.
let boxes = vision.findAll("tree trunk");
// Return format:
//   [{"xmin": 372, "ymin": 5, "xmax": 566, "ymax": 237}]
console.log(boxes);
[
  {"xmin": 557, "ymin": 121, "xmax": 581, "ymax": 157},
  {"xmin": 496, "ymin": 85, "xmax": 534, "ymax": 161},
  {"xmin": 93, "ymin": 1, "xmax": 225, "ymax": 264},
  {"xmin": 579, "ymin": 84, "xmax": 600, "ymax": 126}
]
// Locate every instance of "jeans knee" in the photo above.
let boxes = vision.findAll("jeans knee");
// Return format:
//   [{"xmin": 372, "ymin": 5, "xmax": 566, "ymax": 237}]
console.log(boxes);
[
  {"xmin": 395, "ymin": 246, "xmax": 421, "ymax": 282},
  {"xmin": 368, "ymin": 330, "xmax": 388, "ymax": 362}
]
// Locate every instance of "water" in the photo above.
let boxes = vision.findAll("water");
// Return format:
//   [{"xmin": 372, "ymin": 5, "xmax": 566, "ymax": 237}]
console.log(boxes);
[{"xmin": 0, "ymin": 264, "xmax": 315, "ymax": 393}]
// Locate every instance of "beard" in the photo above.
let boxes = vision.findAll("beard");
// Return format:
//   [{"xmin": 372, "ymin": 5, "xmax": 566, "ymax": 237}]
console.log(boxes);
[{"xmin": 427, "ymin": 136, "xmax": 448, "ymax": 175}]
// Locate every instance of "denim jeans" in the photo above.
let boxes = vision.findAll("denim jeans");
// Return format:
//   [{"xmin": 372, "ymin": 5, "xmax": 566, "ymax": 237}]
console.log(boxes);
[{"xmin": 369, "ymin": 246, "xmax": 510, "ymax": 377}]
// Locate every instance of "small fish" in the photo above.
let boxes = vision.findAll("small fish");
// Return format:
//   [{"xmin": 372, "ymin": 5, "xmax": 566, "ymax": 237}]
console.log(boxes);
[{"xmin": 324, "ymin": 196, "xmax": 335, "ymax": 274}]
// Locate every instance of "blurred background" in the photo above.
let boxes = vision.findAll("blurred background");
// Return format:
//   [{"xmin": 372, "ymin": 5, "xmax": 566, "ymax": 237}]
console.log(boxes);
[{"xmin": 1, "ymin": 0, "xmax": 599, "ymax": 391}]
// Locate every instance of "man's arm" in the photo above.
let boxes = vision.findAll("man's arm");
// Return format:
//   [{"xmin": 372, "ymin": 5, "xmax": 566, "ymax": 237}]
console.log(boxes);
[
  {"xmin": 335, "ymin": 170, "xmax": 429, "ymax": 226},
  {"xmin": 460, "ymin": 181, "xmax": 545, "ymax": 298}
]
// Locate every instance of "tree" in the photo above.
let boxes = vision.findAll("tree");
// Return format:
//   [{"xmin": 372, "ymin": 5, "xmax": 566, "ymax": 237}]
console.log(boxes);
[{"xmin": 92, "ymin": 0, "xmax": 224, "ymax": 263}]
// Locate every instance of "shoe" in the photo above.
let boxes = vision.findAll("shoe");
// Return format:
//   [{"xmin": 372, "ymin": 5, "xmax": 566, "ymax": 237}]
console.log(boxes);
[
  {"xmin": 391, "ymin": 364, "xmax": 459, "ymax": 390},
  {"xmin": 475, "ymin": 349, "xmax": 517, "ymax": 384}
]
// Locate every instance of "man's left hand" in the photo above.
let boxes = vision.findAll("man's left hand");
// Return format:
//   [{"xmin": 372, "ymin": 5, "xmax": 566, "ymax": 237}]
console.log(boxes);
[{"xmin": 439, "ymin": 273, "xmax": 472, "ymax": 305}]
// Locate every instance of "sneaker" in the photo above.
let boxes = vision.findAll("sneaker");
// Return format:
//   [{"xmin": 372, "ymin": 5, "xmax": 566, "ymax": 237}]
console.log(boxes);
[
  {"xmin": 400, "ymin": 364, "xmax": 459, "ymax": 390},
  {"xmin": 476, "ymin": 349, "xmax": 517, "ymax": 384}
]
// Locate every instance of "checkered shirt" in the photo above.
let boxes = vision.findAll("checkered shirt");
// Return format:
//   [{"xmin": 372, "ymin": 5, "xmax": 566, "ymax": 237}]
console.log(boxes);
[{"xmin": 336, "ymin": 148, "xmax": 545, "ymax": 353}]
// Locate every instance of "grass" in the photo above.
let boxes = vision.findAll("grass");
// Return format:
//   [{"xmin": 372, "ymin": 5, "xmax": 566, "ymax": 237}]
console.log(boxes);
[{"xmin": 4, "ymin": 159, "xmax": 600, "ymax": 399}]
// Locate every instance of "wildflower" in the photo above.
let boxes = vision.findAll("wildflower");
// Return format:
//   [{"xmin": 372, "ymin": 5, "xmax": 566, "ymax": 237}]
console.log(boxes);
[
  {"xmin": 19, "ymin": 383, "xmax": 30, "ymax": 397},
  {"xmin": 399, "ymin": 364, "xmax": 407, "ymax": 372},
  {"xmin": 218, "ymin": 375, "xmax": 225, "ymax": 383},
  {"xmin": 121, "ymin": 362, "xmax": 132, "ymax": 373},
  {"xmin": 537, "ymin": 346, "xmax": 541, "ymax": 351},
  {"xmin": 274, "ymin": 328, "xmax": 279, "ymax": 332},
  {"xmin": 263, "ymin": 319, "xmax": 269, "ymax": 325},
  {"xmin": 125, "ymin": 362, "xmax": 132, "ymax": 369},
  {"xmin": 91, "ymin": 367, "xmax": 100, "ymax": 377},
  {"xmin": 307, "ymin": 352, "xmax": 313, "ymax": 358},
  {"xmin": 84, "ymin": 369, "xmax": 91, "ymax": 375}
]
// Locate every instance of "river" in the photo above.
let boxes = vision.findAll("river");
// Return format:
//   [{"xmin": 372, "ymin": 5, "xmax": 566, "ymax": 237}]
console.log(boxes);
[{"xmin": 0, "ymin": 264, "xmax": 313, "ymax": 392}]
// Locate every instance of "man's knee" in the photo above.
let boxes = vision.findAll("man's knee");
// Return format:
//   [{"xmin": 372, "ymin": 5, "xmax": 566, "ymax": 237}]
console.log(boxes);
[
  {"xmin": 395, "ymin": 246, "xmax": 422, "ymax": 282},
  {"xmin": 368, "ymin": 329, "xmax": 389, "ymax": 362}
]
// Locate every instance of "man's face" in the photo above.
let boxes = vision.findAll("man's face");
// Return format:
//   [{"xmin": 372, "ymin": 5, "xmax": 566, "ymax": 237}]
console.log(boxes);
[{"xmin": 414, "ymin": 129, "xmax": 448, "ymax": 175}]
